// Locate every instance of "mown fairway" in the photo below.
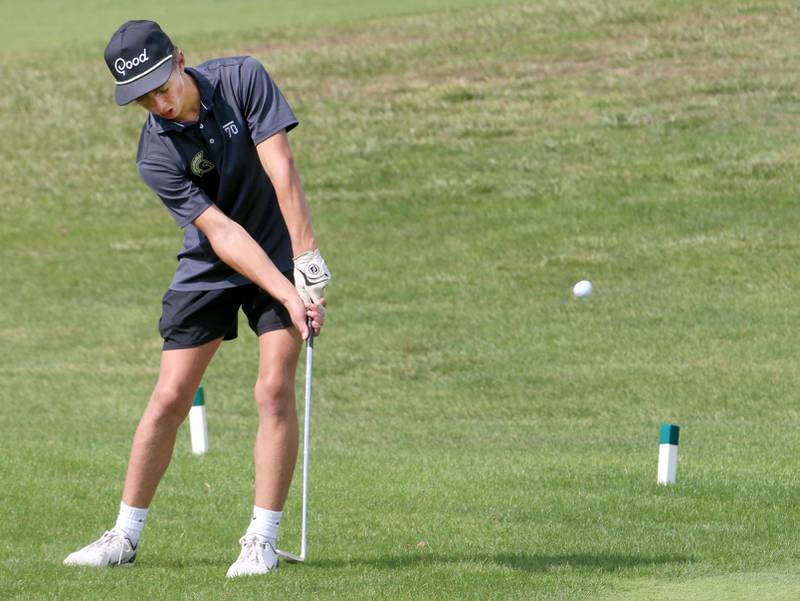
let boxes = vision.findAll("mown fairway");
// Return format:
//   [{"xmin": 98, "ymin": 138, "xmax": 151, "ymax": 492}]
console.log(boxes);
[{"xmin": 2, "ymin": 1, "xmax": 800, "ymax": 599}]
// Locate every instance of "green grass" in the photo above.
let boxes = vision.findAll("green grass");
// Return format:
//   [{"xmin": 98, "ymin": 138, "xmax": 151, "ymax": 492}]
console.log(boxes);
[
  {"xmin": 3, "ymin": 0, "xmax": 800, "ymax": 598},
  {"xmin": 0, "ymin": 0, "xmax": 521, "ymax": 56}
]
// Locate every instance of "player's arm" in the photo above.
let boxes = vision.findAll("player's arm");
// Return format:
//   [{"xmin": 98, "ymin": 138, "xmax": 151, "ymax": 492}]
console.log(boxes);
[
  {"xmin": 256, "ymin": 130, "xmax": 315, "ymax": 255},
  {"xmin": 257, "ymin": 130, "xmax": 330, "ymax": 312},
  {"xmin": 192, "ymin": 204, "xmax": 316, "ymax": 337}
]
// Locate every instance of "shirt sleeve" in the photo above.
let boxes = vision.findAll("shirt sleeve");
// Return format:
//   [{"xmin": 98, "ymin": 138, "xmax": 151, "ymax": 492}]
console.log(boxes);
[
  {"xmin": 238, "ymin": 56, "xmax": 299, "ymax": 145},
  {"xmin": 137, "ymin": 157, "xmax": 213, "ymax": 228}
]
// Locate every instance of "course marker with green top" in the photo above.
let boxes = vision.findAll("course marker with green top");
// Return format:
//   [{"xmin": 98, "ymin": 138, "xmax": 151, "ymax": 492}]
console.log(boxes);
[
  {"xmin": 189, "ymin": 385, "xmax": 208, "ymax": 455},
  {"xmin": 657, "ymin": 424, "xmax": 679, "ymax": 485}
]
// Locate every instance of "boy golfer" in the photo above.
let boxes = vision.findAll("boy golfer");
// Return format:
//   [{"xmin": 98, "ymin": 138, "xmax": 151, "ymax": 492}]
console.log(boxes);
[{"xmin": 63, "ymin": 20, "xmax": 329, "ymax": 577}]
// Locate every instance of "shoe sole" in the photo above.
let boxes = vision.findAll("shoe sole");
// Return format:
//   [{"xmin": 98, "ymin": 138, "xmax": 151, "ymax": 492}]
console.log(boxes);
[
  {"xmin": 63, "ymin": 553, "xmax": 136, "ymax": 568},
  {"xmin": 226, "ymin": 562, "xmax": 278, "ymax": 578}
]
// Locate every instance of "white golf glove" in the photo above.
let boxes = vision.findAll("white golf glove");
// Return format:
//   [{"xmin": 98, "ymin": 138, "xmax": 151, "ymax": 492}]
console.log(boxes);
[{"xmin": 293, "ymin": 248, "xmax": 330, "ymax": 315}]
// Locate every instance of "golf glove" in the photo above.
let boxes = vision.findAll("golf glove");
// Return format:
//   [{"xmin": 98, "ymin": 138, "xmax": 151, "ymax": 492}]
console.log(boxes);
[{"xmin": 293, "ymin": 248, "xmax": 330, "ymax": 314}]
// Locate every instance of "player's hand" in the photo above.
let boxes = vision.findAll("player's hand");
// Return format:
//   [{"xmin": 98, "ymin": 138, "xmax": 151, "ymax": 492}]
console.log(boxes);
[
  {"xmin": 293, "ymin": 249, "xmax": 330, "ymax": 317},
  {"xmin": 306, "ymin": 299, "xmax": 326, "ymax": 337},
  {"xmin": 285, "ymin": 294, "xmax": 311, "ymax": 340}
]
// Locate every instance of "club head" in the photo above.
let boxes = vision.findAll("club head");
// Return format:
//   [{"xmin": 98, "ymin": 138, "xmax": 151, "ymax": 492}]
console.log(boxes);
[{"xmin": 276, "ymin": 550, "xmax": 305, "ymax": 563}]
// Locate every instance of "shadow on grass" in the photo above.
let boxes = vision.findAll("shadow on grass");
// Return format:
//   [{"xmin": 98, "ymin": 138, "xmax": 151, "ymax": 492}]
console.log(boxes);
[
  {"xmin": 307, "ymin": 552, "xmax": 692, "ymax": 572},
  {"xmin": 493, "ymin": 553, "xmax": 691, "ymax": 572},
  {"xmin": 138, "ymin": 557, "xmax": 231, "ymax": 569}
]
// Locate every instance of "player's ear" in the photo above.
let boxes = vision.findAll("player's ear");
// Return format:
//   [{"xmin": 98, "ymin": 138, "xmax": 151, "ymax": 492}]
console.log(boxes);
[{"xmin": 175, "ymin": 48, "xmax": 185, "ymax": 72}]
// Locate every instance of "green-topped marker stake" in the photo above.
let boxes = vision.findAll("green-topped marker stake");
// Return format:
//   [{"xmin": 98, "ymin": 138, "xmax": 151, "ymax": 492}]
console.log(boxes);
[
  {"xmin": 189, "ymin": 385, "xmax": 208, "ymax": 455},
  {"xmin": 657, "ymin": 423, "xmax": 679, "ymax": 485}
]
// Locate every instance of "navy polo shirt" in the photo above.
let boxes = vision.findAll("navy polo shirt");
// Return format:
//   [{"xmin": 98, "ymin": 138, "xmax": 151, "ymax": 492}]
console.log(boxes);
[{"xmin": 136, "ymin": 56, "xmax": 298, "ymax": 291}]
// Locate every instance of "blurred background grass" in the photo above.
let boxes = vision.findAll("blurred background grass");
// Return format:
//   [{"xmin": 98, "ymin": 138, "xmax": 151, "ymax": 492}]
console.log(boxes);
[{"xmin": 2, "ymin": 1, "xmax": 800, "ymax": 599}]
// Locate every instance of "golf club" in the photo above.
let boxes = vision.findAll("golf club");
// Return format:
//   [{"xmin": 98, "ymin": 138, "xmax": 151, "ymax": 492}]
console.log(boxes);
[{"xmin": 276, "ymin": 319, "xmax": 314, "ymax": 563}]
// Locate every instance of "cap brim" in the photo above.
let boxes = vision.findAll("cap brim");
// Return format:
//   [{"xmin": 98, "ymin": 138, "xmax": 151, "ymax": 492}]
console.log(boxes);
[{"xmin": 114, "ymin": 59, "xmax": 174, "ymax": 106}]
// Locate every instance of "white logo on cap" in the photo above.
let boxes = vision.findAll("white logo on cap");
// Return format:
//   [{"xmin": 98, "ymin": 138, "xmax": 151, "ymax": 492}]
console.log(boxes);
[{"xmin": 114, "ymin": 48, "xmax": 150, "ymax": 77}]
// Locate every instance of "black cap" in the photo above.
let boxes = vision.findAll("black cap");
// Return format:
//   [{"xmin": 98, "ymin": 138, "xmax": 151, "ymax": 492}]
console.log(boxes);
[{"xmin": 104, "ymin": 20, "xmax": 175, "ymax": 106}]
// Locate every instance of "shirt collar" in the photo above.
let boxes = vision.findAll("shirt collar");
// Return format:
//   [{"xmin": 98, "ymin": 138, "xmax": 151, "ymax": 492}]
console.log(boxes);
[{"xmin": 151, "ymin": 67, "xmax": 217, "ymax": 134}]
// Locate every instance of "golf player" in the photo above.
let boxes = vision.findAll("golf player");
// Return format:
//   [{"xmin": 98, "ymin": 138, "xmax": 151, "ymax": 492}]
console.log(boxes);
[{"xmin": 63, "ymin": 20, "xmax": 330, "ymax": 577}]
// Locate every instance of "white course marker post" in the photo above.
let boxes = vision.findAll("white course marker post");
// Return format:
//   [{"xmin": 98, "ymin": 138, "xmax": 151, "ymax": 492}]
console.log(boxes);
[
  {"xmin": 657, "ymin": 423, "xmax": 679, "ymax": 485},
  {"xmin": 189, "ymin": 385, "xmax": 208, "ymax": 455}
]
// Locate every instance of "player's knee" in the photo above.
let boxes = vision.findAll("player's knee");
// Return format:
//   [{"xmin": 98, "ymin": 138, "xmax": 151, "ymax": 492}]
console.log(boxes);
[
  {"xmin": 148, "ymin": 383, "xmax": 194, "ymax": 425},
  {"xmin": 254, "ymin": 376, "xmax": 293, "ymax": 421}
]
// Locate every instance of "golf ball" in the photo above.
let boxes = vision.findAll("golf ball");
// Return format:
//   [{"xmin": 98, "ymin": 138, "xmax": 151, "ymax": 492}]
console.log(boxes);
[{"xmin": 573, "ymin": 280, "xmax": 592, "ymax": 298}]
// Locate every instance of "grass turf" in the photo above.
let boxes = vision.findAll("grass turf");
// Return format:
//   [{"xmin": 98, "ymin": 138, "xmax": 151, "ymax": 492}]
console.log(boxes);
[{"xmin": 2, "ymin": 0, "xmax": 800, "ymax": 599}]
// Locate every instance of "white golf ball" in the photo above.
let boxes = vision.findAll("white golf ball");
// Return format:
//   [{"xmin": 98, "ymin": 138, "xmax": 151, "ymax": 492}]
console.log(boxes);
[{"xmin": 573, "ymin": 280, "xmax": 592, "ymax": 298}]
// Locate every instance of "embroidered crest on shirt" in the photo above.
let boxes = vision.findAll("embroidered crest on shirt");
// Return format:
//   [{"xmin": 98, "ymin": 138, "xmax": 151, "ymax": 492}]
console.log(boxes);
[
  {"xmin": 190, "ymin": 151, "xmax": 215, "ymax": 177},
  {"xmin": 222, "ymin": 120, "xmax": 239, "ymax": 138}
]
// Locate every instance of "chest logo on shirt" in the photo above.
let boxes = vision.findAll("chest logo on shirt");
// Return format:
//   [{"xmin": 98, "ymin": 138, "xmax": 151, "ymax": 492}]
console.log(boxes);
[
  {"xmin": 190, "ymin": 151, "xmax": 215, "ymax": 177},
  {"xmin": 222, "ymin": 120, "xmax": 240, "ymax": 138}
]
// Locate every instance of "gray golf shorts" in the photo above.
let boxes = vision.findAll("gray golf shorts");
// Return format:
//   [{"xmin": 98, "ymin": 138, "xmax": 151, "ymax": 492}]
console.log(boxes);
[{"xmin": 159, "ymin": 277, "xmax": 293, "ymax": 350}]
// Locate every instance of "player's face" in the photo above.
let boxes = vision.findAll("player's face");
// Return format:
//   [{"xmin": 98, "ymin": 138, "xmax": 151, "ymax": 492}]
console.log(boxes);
[{"xmin": 135, "ymin": 67, "xmax": 186, "ymax": 120}]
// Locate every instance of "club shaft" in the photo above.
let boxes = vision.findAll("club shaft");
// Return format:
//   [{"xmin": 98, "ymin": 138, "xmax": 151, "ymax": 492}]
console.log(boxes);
[{"xmin": 299, "ymin": 330, "xmax": 313, "ymax": 558}]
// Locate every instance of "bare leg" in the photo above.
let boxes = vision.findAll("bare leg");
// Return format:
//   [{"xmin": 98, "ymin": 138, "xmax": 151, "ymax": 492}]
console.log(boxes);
[
  {"xmin": 253, "ymin": 327, "xmax": 302, "ymax": 510},
  {"xmin": 122, "ymin": 338, "xmax": 222, "ymax": 508}
]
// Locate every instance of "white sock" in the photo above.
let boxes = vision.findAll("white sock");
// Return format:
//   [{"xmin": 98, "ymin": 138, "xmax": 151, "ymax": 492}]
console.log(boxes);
[
  {"xmin": 114, "ymin": 501, "xmax": 149, "ymax": 547},
  {"xmin": 245, "ymin": 506, "xmax": 281, "ymax": 544}
]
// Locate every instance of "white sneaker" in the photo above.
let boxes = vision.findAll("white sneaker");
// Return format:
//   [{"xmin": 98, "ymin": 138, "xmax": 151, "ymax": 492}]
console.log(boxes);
[
  {"xmin": 63, "ymin": 528, "xmax": 137, "ymax": 567},
  {"xmin": 226, "ymin": 534, "xmax": 278, "ymax": 577}
]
